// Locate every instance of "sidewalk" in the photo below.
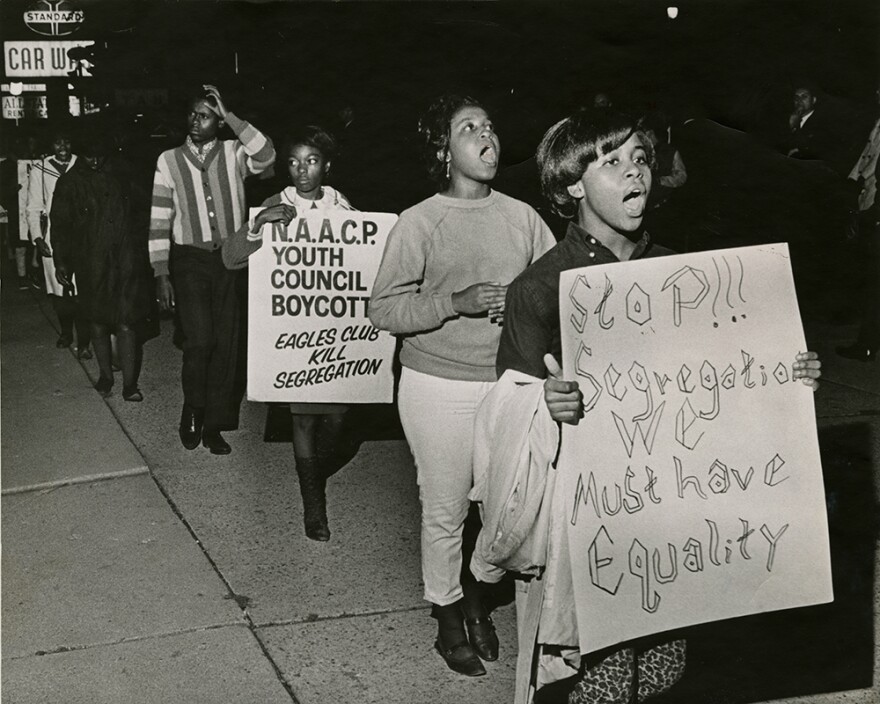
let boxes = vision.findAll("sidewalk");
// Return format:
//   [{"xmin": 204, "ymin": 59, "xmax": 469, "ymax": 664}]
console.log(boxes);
[
  {"xmin": 2, "ymin": 280, "xmax": 878, "ymax": 704},
  {"xmin": 0, "ymin": 284, "xmax": 520, "ymax": 704}
]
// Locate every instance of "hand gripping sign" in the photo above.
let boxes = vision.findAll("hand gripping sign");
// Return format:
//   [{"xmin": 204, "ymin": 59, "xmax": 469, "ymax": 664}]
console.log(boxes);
[
  {"xmin": 557, "ymin": 243, "xmax": 832, "ymax": 654},
  {"xmin": 247, "ymin": 211, "xmax": 398, "ymax": 404}
]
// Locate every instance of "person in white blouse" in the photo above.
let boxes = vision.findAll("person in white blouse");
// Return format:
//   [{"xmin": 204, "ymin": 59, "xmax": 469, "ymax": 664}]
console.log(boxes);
[{"xmin": 26, "ymin": 129, "xmax": 91, "ymax": 357}]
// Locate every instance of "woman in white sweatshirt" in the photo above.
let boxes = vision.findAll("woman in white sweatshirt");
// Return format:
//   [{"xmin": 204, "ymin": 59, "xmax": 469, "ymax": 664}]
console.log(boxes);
[{"xmin": 370, "ymin": 94, "xmax": 555, "ymax": 677}]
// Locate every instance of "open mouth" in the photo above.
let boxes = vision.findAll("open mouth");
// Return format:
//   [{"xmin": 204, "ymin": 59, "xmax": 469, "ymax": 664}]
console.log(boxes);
[
  {"xmin": 622, "ymin": 188, "xmax": 646, "ymax": 216},
  {"xmin": 479, "ymin": 144, "xmax": 498, "ymax": 166}
]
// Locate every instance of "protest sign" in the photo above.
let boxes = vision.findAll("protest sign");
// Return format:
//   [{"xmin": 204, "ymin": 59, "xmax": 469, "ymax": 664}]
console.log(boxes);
[
  {"xmin": 557, "ymin": 243, "xmax": 832, "ymax": 654},
  {"xmin": 247, "ymin": 210, "xmax": 398, "ymax": 404}
]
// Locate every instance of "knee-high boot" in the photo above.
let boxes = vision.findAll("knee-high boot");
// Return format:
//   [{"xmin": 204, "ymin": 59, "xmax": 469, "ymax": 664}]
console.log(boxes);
[{"xmin": 295, "ymin": 456, "xmax": 330, "ymax": 541}]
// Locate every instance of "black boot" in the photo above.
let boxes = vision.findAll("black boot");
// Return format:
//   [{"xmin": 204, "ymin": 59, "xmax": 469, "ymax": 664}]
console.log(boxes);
[
  {"xmin": 316, "ymin": 414, "xmax": 358, "ymax": 478},
  {"xmin": 432, "ymin": 602, "xmax": 486, "ymax": 677},
  {"xmin": 296, "ymin": 457, "xmax": 330, "ymax": 541},
  {"xmin": 460, "ymin": 509, "xmax": 499, "ymax": 661},
  {"xmin": 462, "ymin": 579, "xmax": 499, "ymax": 661}
]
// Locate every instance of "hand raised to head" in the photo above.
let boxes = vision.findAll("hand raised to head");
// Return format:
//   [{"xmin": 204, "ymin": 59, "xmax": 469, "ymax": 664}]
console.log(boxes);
[{"xmin": 202, "ymin": 84, "xmax": 228, "ymax": 119}]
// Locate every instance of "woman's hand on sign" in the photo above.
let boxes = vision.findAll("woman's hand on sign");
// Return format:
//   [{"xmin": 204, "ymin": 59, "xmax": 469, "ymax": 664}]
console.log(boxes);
[
  {"xmin": 793, "ymin": 350, "xmax": 822, "ymax": 391},
  {"xmin": 452, "ymin": 282, "xmax": 507, "ymax": 315},
  {"xmin": 250, "ymin": 204, "xmax": 297, "ymax": 234},
  {"xmin": 543, "ymin": 354, "xmax": 584, "ymax": 424}
]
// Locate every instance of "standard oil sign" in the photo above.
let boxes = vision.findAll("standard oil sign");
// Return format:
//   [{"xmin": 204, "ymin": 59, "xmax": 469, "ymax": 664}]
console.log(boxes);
[{"xmin": 24, "ymin": 1, "xmax": 84, "ymax": 37}]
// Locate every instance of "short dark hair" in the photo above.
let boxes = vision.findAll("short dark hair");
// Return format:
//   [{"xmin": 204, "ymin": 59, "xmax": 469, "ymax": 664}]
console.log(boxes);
[
  {"xmin": 537, "ymin": 108, "xmax": 655, "ymax": 218},
  {"xmin": 792, "ymin": 79, "xmax": 820, "ymax": 97},
  {"xmin": 186, "ymin": 90, "xmax": 218, "ymax": 113},
  {"xmin": 50, "ymin": 127, "xmax": 72, "ymax": 143},
  {"xmin": 283, "ymin": 125, "xmax": 338, "ymax": 162},
  {"xmin": 417, "ymin": 93, "xmax": 485, "ymax": 187}
]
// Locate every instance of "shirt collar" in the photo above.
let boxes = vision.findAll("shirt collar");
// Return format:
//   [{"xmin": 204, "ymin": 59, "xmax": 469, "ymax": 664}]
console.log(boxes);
[
  {"xmin": 799, "ymin": 110, "xmax": 815, "ymax": 128},
  {"xmin": 185, "ymin": 135, "xmax": 218, "ymax": 163},
  {"xmin": 282, "ymin": 186, "xmax": 328, "ymax": 209},
  {"xmin": 565, "ymin": 221, "xmax": 652, "ymax": 261}
]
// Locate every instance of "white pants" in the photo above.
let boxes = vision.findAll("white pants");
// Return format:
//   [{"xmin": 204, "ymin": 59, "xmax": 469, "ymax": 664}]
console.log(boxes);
[{"xmin": 398, "ymin": 367, "xmax": 495, "ymax": 606}]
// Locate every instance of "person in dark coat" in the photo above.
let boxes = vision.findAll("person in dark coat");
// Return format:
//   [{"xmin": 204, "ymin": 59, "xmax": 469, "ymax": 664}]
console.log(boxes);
[{"xmin": 51, "ymin": 124, "xmax": 153, "ymax": 401}]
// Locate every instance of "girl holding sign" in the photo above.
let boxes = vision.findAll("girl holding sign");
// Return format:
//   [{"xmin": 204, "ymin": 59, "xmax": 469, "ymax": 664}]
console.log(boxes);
[
  {"xmin": 224, "ymin": 125, "xmax": 355, "ymax": 542},
  {"xmin": 495, "ymin": 107, "xmax": 823, "ymax": 704},
  {"xmin": 369, "ymin": 95, "xmax": 556, "ymax": 677}
]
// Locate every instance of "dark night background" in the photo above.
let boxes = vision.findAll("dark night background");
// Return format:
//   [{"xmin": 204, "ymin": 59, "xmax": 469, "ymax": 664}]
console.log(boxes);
[
  {"xmin": 2, "ymin": 0, "xmax": 878, "ymax": 214},
  {"xmin": 2, "ymin": 2, "xmax": 878, "ymax": 702}
]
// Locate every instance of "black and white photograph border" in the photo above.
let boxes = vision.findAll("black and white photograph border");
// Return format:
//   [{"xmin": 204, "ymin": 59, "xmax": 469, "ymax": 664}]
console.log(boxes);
[{"xmin": 1, "ymin": 1, "xmax": 878, "ymax": 703}]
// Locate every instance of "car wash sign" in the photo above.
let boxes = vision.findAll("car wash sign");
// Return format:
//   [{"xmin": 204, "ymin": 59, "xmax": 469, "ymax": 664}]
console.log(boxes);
[
  {"xmin": 4, "ymin": 40, "xmax": 93, "ymax": 77},
  {"xmin": 24, "ymin": 1, "xmax": 84, "ymax": 37}
]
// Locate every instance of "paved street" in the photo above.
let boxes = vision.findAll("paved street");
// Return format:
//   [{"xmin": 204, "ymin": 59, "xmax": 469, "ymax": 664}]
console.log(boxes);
[{"xmin": 2, "ymin": 278, "xmax": 878, "ymax": 704}]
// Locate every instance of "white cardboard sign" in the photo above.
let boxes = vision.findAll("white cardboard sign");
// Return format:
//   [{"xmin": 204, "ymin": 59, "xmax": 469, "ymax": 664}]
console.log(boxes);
[
  {"xmin": 247, "ymin": 210, "xmax": 398, "ymax": 404},
  {"xmin": 558, "ymin": 243, "xmax": 833, "ymax": 654}
]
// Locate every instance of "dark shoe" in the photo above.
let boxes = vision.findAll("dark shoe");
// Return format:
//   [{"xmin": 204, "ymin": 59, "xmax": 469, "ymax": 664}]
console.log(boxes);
[
  {"xmin": 94, "ymin": 376, "xmax": 113, "ymax": 397},
  {"xmin": 179, "ymin": 404, "xmax": 204, "ymax": 450},
  {"xmin": 202, "ymin": 429, "xmax": 231, "ymax": 455},
  {"xmin": 434, "ymin": 638, "xmax": 486, "ymax": 677},
  {"xmin": 76, "ymin": 346, "xmax": 93, "ymax": 360},
  {"xmin": 123, "ymin": 386, "xmax": 144, "ymax": 402},
  {"xmin": 836, "ymin": 343, "xmax": 876, "ymax": 362},
  {"xmin": 56, "ymin": 334, "xmax": 72, "ymax": 348},
  {"xmin": 296, "ymin": 457, "xmax": 330, "ymax": 541},
  {"xmin": 465, "ymin": 615, "xmax": 499, "ymax": 661}
]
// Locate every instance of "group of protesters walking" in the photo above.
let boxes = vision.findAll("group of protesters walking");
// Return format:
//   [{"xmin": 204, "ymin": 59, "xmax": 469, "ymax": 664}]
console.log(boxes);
[{"xmin": 11, "ymin": 76, "xmax": 871, "ymax": 704}]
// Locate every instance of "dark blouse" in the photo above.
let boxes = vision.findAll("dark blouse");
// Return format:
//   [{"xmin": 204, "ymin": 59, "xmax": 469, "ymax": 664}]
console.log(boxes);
[{"xmin": 497, "ymin": 221, "xmax": 674, "ymax": 379}]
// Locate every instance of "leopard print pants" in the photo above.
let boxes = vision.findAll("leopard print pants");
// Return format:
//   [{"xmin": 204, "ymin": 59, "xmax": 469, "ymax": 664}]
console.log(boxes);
[{"xmin": 568, "ymin": 639, "xmax": 686, "ymax": 704}]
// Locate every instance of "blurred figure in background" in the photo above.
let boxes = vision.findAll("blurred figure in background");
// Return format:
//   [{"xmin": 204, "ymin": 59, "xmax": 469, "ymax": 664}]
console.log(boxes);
[
  {"xmin": 51, "ymin": 121, "xmax": 153, "ymax": 400},
  {"xmin": 838, "ymin": 88, "xmax": 880, "ymax": 362},
  {"xmin": 26, "ymin": 128, "xmax": 91, "ymax": 357},
  {"xmin": 15, "ymin": 135, "xmax": 43, "ymax": 290},
  {"xmin": 645, "ymin": 114, "xmax": 687, "ymax": 209}
]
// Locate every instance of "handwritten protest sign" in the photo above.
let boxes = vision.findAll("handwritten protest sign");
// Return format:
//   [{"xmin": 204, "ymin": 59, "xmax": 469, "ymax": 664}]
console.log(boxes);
[
  {"xmin": 247, "ymin": 211, "xmax": 398, "ymax": 404},
  {"xmin": 558, "ymin": 243, "xmax": 832, "ymax": 655}
]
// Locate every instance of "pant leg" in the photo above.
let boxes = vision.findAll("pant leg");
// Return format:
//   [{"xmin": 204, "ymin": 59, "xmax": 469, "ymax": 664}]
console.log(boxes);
[
  {"xmin": 397, "ymin": 367, "xmax": 494, "ymax": 606},
  {"xmin": 635, "ymin": 639, "xmax": 686, "ymax": 702},
  {"xmin": 172, "ymin": 246, "xmax": 214, "ymax": 410},
  {"xmin": 204, "ymin": 251, "xmax": 241, "ymax": 430},
  {"xmin": 569, "ymin": 647, "xmax": 636, "ymax": 704}
]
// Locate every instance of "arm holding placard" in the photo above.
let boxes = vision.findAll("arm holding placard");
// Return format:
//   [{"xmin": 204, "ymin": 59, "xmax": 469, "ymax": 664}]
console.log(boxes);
[
  {"xmin": 222, "ymin": 202, "xmax": 296, "ymax": 270},
  {"xmin": 539, "ymin": 352, "xmax": 820, "ymax": 426}
]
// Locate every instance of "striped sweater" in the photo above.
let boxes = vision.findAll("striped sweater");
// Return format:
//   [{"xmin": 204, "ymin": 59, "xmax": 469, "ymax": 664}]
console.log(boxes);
[{"xmin": 148, "ymin": 112, "xmax": 275, "ymax": 277}]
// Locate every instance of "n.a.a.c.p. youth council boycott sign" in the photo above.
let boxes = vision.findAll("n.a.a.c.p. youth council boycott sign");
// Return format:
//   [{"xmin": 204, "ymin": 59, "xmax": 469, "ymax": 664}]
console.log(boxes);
[
  {"xmin": 557, "ymin": 243, "xmax": 832, "ymax": 655},
  {"xmin": 247, "ymin": 211, "xmax": 398, "ymax": 404}
]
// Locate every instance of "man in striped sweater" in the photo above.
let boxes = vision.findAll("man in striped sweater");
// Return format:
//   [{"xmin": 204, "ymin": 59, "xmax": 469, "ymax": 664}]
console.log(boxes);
[{"xmin": 150, "ymin": 84, "xmax": 275, "ymax": 455}]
